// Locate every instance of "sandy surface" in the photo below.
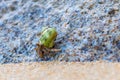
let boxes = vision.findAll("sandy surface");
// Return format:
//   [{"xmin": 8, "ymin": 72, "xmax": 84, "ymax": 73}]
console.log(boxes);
[{"xmin": 0, "ymin": 61, "xmax": 120, "ymax": 80}]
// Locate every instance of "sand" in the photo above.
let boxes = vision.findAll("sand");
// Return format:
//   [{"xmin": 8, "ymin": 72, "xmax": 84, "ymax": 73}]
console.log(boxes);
[{"xmin": 0, "ymin": 61, "xmax": 120, "ymax": 80}]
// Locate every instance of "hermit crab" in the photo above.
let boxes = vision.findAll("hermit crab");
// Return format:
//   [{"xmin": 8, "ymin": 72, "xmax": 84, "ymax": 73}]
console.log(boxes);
[{"xmin": 35, "ymin": 27, "xmax": 61, "ymax": 59}]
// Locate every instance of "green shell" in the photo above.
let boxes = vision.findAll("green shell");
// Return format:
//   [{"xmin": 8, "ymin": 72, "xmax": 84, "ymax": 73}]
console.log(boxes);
[{"xmin": 39, "ymin": 27, "xmax": 57, "ymax": 48}]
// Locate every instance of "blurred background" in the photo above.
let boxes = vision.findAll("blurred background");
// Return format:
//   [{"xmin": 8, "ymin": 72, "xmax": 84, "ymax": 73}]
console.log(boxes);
[{"xmin": 0, "ymin": 0, "xmax": 120, "ymax": 64}]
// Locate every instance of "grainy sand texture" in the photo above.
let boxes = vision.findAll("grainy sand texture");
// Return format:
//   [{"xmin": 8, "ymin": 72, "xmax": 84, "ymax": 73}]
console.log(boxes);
[
  {"xmin": 0, "ymin": 61, "xmax": 120, "ymax": 80},
  {"xmin": 0, "ymin": 1, "xmax": 120, "ymax": 79},
  {"xmin": 0, "ymin": 0, "xmax": 120, "ymax": 63}
]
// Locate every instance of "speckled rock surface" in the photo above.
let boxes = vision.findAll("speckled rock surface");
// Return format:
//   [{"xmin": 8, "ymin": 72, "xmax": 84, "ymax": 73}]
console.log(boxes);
[{"xmin": 0, "ymin": 0, "xmax": 120, "ymax": 63}]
